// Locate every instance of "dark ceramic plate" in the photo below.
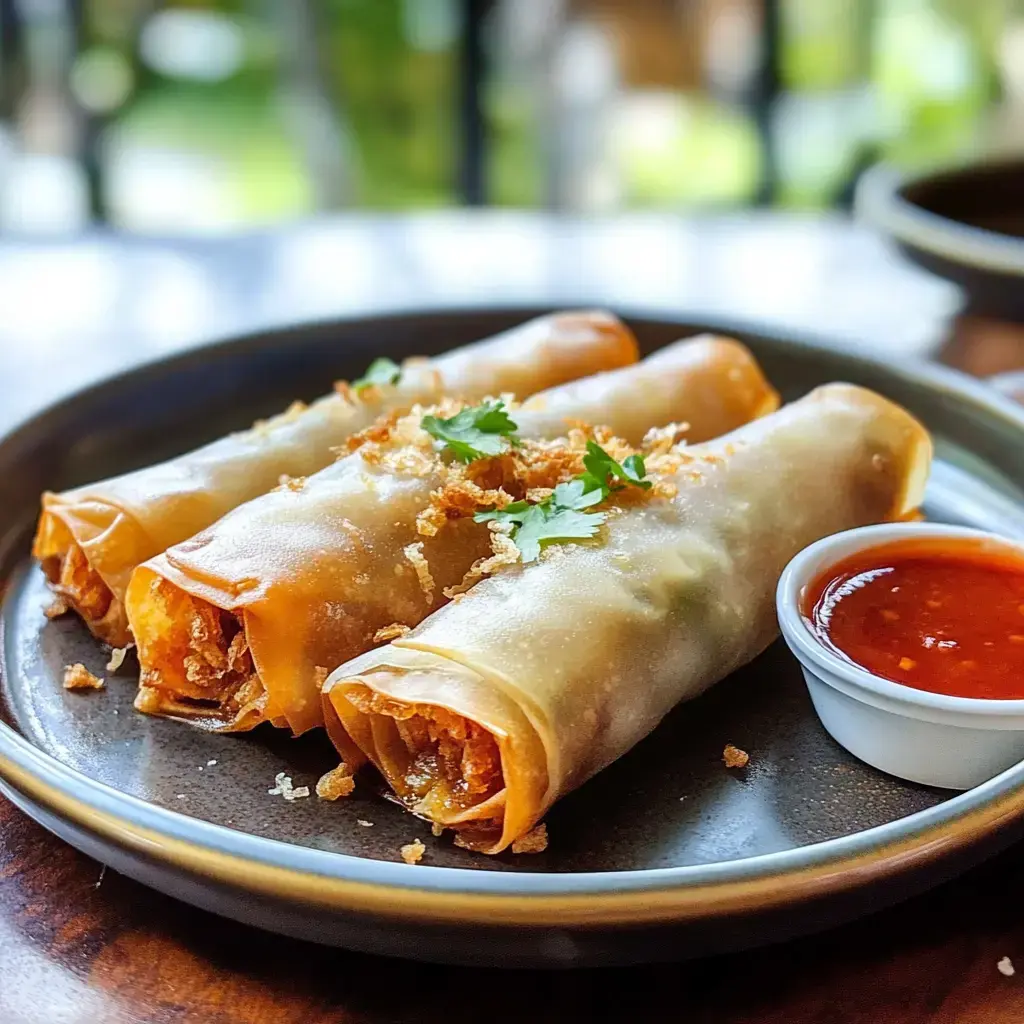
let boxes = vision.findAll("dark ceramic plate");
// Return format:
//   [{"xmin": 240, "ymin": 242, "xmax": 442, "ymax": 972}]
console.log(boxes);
[
  {"xmin": 3, "ymin": 309, "xmax": 1024, "ymax": 969},
  {"xmin": 856, "ymin": 159, "xmax": 1024, "ymax": 322}
]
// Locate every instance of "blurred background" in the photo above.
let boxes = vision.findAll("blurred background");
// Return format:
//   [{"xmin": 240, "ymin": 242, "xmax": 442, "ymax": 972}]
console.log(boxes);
[{"xmin": 1, "ymin": 0, "xmax": 1022, "ymax": 236}]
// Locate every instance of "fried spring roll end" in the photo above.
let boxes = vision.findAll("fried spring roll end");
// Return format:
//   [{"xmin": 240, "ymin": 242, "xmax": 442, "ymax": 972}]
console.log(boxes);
[
  {"xmin": 33, "ymin": 508, "xmax": 130, "ymax": 646},
  {"xmin": 127, "ymin": 567, "xmax": 268, "ymax": 731},
  {"xmin": 324, "ymin": 656, "xmax": 549, "ymax": 853}
]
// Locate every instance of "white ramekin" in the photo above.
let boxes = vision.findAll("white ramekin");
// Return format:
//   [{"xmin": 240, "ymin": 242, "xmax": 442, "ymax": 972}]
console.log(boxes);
[{"xmin": 777, "ymin": 522, "xmax": 1024, "ymax": 791}]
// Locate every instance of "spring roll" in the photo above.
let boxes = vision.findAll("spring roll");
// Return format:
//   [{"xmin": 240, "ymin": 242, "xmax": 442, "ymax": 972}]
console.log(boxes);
[
  {"xmin": 322, "ymin": 384, "xmax": 932, "ymax": 853},
  {"xmin": 33, "ymin": 311, "xmax": 637, "ymax": 646},
  {"xmin": 126, "ymin": 336, "xmax": 779, "ymax": 736}
]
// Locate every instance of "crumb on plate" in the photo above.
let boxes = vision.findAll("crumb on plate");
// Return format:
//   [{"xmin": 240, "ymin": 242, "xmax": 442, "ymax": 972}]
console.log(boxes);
[
  {"xmin": 357, "ymin": 819, "xmax": 374, "ymax": 828},
  {"xmin": 999, "ymin": 956, "xmax": 1015, "ymax": 977},
  {"xmin": 511, "ymin": 823, "xmax": 548, "ymax": 855},
  {"xmin": 400, "ymin": 839, "xmax": 425, "ymax": 865},
  {"xmin": 316, "ymin": 764, "xmax": 356, "ymax": 800},
  {"xmin": 723, "ymin": 743, "xmax": 750, "ymax": 769},
  {"xmin": 267, "ymin": 771, "xmax": 310, "ymax": 801},
  {"xmin": 105, "ymin": 645, "xmax": 131, "ymax": 673},
  {"xmin": 63, "ymin": 663, "xmax": 104, "ymax": 691},
  {"xmin": 44, "ymin": 595, "xmax": 70, "ymax": 619}
]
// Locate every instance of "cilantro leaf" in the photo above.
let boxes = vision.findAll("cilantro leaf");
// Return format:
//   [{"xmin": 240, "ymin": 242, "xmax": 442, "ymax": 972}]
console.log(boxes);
[
  {"xmin": 422, "ymin": 400, "xmax": 520, "ymax": 463},
  {"xmin": 469, "ymin": 441, "xmax": 649, "ymax": 563},
  {"xmin": 622, "ymin": 453, "xmax": 651, "ymax": 487},
  {"xmin": 352, "ymin": 357, "xmax": 401, "ymax": 393},
  {"xmin": 475, "ymin": 497, "xmax": 605, "ymax": 563},
  {"xmin": 471, "ymin": 401, "xmax": 519, "ymax": 435},
  {"xmin": 579, "ymin": 440, "xmax": 653, "ymax": 495},
  {"xmin": 473, "ymin": 501, "xmax": 531, "ymax": 526},
  {"xmin": 551, "ymin": 479, "xmax": 604, "ymax": 510},
  {"xmin": 513, "ymin": 505, "xmax": 605, "ymax": 563}
]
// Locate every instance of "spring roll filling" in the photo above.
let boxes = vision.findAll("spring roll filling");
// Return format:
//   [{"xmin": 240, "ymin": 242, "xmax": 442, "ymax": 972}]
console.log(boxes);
[
  {"xmin": 134, "ymin": 576, "xmax": 266, "ymax": 727},
  {"xmin": 345, "ymin": 688, "xmax": 504, "ymax": 821},
  {"xmin": 38, "ymin": 535, "xmax": 129, "ymax": 645}
]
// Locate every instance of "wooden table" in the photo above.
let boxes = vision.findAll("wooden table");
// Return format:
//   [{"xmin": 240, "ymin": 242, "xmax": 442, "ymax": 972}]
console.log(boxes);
[{"xmin": 3, "ymin": 213, "xmax": 1024, "ymax": 1023}]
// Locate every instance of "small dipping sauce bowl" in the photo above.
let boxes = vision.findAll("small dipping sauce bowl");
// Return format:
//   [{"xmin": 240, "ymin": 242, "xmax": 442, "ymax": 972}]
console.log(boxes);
[{"xmin": 777, "ymin": 523, "xmax": 1024, "ymax": 790}]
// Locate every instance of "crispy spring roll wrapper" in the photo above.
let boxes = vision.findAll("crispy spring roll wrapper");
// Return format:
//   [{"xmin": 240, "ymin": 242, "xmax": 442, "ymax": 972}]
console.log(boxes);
[
  {"xmin": 33, "ymin": 311, "xmax": 637, "ymax": 646},
  {"xmin": 126, "ymin": 336, "xmax": 778, "ymax": 736},
  {"xmin": 322, "ymin": 384, "xmax": 932, "ymax": 854}
]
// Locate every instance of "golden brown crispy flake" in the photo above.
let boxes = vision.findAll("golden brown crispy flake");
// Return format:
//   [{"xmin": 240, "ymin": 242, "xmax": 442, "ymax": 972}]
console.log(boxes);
[
  {"xmin": 347, "ymin": 398, "xmax": 455, "ymax": 459},
  {"xmin": 642, "ymin": 421, "xmax": 691, "ymax": 454},
  {"xmin": 373, "ymin": 622, "xmax": 411, "ymax": 644},
  {"xmin": 276, "ymin": 474, "xmax": 307, "ymax": 492},
  {"xmin": 44, "ymin": 595, "xmax": 70, "ymax": 619},
  {"xmin": 417, "ymin": 475, "xmax": 512, "ymax": 538},
  {"xmin": 379, "ymin": 446, "xmax": 437, "ymax": 477},
  {"xmin": 723, "ymin": 744, "xmax": 750, "ymax": 769},
  {"xmin": 403, "ymin": 542, "xmax": 435, "ymax": 603},
  {"xmin": 415, "ymin": 505, "xmax": 446, "ymax": 538},
  {"xmin": 345, "ymin": 410, "xmax": 404, "ymax": 453},
  {"xmin": 355, "ymin": 444, "xmax": 383, "ymax": 466},
  {"xmin": 316, "ymin": 764, "xmax": 356, "ymax": 800},
  {"xmin": 443, "ymin": 524, "xmax": 520, "ymax": 598},
  {"xmin": 511, "ymin": 823, "xmax": 548, "ymax": 854},
  {"xmin": 400, "ymin": 839, "xmax": 426, "ymax": 865},
  {"xmin": 63, "ymin": 663, "xmax": 104, "ymax": 691}
]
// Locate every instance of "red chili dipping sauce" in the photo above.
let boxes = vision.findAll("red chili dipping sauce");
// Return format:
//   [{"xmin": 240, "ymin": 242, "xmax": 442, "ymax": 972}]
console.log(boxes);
[{"xmin": 802, "ymin": 538, "xmax": 1024, "ymax": 700}]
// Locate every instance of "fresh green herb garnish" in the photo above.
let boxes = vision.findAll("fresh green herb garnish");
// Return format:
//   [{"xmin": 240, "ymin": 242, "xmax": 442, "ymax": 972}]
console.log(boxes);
[
  {"xmin": 475, "ymin": 501, "xmax": 605, "ymax": 563},
  {"xmin": 577, "ymin": 441, "xmax": 653, "ymax": 498},
  {"xmin": 510, "ymin": 505, "xmax": 605, "ymax": 563},
  {"xmin": 422, "ymin": 400, "xmax": 520, "ymax": 463},
  {"xmin": 472, "ymin": 442, "xmax": 650, "ymax": 562},
  {"xmin": 550, "ymin": 478, "xmax": 604, "ymax": 510},
  {"xmin": 474, "ymin": 500, "xmax": 532, "ymax": 526},
  {"xmin": 352, "ymin": 357, "xmax": 402, "ymax": 393}
]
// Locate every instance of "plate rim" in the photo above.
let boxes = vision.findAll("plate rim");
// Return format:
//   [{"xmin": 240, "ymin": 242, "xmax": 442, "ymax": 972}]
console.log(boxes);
[{"xmin": 4, "ymin": 305, "xmax": 1024, "ymax": 929}]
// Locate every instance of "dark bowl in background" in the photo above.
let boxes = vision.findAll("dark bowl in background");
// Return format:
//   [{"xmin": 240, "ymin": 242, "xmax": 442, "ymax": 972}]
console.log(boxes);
[{"xmin": 856, "ymin": 159, "xmax": 1024, "ymax": 323}]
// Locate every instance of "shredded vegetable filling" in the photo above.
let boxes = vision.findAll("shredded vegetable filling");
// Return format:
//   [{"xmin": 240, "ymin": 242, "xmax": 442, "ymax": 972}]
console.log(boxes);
[
  {"xmin": 39, "ymin": 541, "xmax": 128, "ymax": 644},
  {"xmin": 346, "ymin": 689, "xmax": 504, "ymax": 819},
  {"xmin": 135, "ymin": 578, "xmax": 265, "ymax": 725}
]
